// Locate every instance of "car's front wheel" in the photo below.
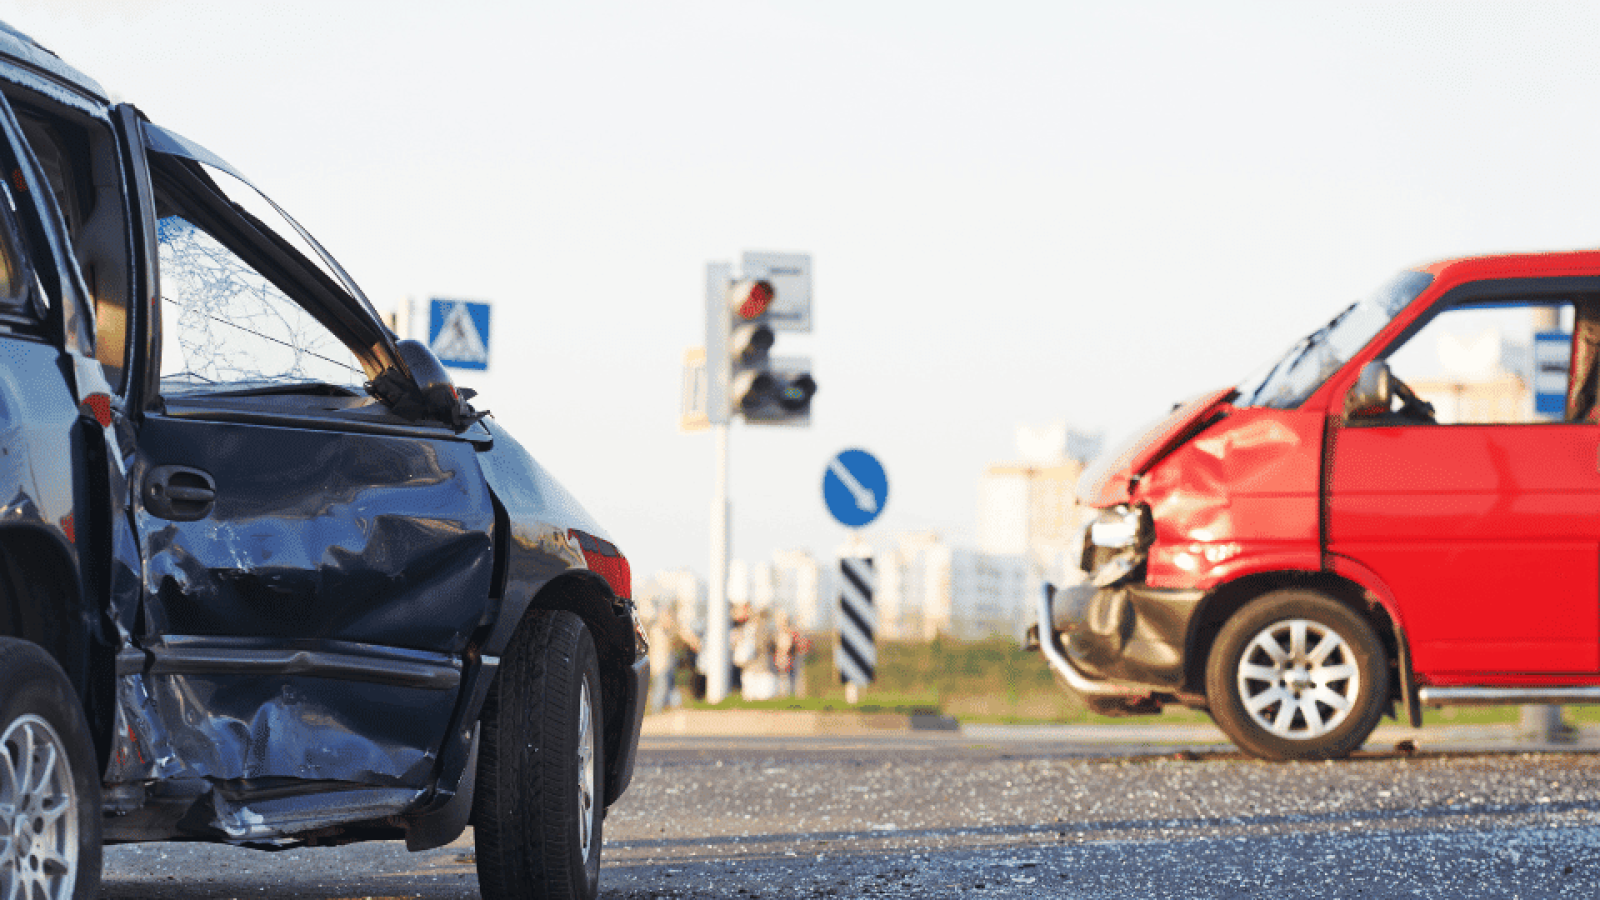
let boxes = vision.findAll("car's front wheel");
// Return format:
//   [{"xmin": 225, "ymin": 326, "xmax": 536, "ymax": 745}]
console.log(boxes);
[
  {"xmin": 1205, "ymin": 590, "xmax": 1388, "ymax": 761},
  {"xmin": 474, "ymin": 610, "xmax": 605, "ymax": 900},
  {"xmin": 0, "ymin": 638, "xmax": 102, "ymax": 900}
]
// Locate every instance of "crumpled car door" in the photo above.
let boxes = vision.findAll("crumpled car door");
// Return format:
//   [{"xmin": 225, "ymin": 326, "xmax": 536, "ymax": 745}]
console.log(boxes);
[{"xmin": 111, "ymin": 118, "xmax": 497, "ymax": 841}]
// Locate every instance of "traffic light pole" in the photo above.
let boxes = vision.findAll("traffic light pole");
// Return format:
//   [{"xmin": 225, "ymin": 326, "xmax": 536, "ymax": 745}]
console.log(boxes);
[
  {"xmin": 697, "ymin": 253, "xmax": 811, "ymax": 706},
  {"xmin": 705, "ymin": 419, "xmax": 732, "ymax": 704}
]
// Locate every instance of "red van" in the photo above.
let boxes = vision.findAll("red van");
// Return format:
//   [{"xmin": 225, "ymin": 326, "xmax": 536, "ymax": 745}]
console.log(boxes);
[{"xmin": 1037, "ymin": 250, "xmax": 1600, "ymax": 760}]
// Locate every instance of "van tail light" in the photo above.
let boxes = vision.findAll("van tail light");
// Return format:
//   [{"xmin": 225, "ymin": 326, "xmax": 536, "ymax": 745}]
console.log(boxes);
[{"xmin": 569, "ymin": 529, "xmax": 632, "ymax": 601}]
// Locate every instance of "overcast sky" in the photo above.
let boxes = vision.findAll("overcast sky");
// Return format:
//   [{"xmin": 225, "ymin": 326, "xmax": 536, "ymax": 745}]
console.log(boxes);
[{"xmin": 10, "ymin": 2, "xmax": 1600, "ymax": 582}]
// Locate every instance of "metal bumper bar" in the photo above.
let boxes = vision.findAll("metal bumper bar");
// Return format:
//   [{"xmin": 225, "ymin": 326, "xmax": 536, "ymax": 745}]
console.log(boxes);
[{"xmin": 1035, "ymin": 583, "xmax": 1149, "ymax": 697}]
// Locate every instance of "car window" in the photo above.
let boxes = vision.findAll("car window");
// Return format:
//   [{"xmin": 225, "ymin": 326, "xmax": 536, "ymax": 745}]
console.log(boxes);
[
  {"xmin": 157, "ymin": 213, "xmax": 365, "ymax": 394},
  {"xmin": 14, "ymin": 107, "xmax": 134, "ymax": 390},
  {"xmin": 0, "ymin": 188, "xmax": 29, "ymax": 312},
  {"xmin": 1385, "ymin": 301, "xmax": 1572, "ymax": 424}
]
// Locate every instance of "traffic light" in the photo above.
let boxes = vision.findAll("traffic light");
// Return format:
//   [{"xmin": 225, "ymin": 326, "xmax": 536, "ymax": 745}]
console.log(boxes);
[{"xmin": 726, "ymin": 276, "xmax": 815, "ymax": 425}]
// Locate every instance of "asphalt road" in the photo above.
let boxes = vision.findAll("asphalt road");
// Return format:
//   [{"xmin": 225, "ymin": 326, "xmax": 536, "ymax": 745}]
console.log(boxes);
[{"xmin": 101, "ymin": 728, "xmax": 1600, "ymax": 900}]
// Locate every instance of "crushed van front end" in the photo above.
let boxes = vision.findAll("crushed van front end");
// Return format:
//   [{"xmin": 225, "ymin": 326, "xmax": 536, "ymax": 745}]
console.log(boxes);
[{"xmin": 1035, "ymin": 503, "xmax": 1203, "ymax": 715}]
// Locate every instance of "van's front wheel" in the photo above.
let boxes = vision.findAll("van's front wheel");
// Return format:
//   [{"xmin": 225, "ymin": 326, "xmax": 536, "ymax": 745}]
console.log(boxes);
[
  {"xmin": 473, "ymin": 610, "xmax": 605, "ymax": 900},
  {"xmin": 1206, "ymin": 591, "xmax": 1388, "ymax": 761}
]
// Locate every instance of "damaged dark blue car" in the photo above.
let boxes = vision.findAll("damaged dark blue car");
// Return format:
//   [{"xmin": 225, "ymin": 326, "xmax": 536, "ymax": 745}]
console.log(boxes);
[{"xmin": 0, "ymin": 21, "xmax": 647, "ymax": 900}]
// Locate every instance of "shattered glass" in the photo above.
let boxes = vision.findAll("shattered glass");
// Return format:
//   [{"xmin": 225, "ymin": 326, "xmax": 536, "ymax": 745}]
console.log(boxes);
[
  {"xmin": 157, "ymin": 215, "xmax": 364, "ymax": 394},
  {"xmin": 1235, "ymin": 270, "xmax": 1436, "ymax": 409}
]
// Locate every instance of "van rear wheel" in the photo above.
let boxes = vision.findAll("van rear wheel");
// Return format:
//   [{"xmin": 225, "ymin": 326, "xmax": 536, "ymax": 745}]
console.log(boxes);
[{"xmin": 1206, "ymin": 591, "xmax": 1388, "ymax": 761}]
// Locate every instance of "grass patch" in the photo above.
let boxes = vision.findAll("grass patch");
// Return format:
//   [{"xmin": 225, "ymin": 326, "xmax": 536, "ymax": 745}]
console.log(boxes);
[
  {"xmin": 672, "ymin": 635, "xmax": 1186, "ymax": 725},
  {"xmin": 666, "ymin": 636, "xmax": 1600, "ymax": 729}
]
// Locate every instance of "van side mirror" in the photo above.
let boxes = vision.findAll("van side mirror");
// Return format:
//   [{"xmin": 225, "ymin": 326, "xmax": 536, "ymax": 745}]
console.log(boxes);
[
  {"xmin": 368, "ymin": 339, "xmax": 486, "ymax": 430},
  {"xmin": 1344, "ymin": 361, "xmax": 1393, "ymax": 419}
]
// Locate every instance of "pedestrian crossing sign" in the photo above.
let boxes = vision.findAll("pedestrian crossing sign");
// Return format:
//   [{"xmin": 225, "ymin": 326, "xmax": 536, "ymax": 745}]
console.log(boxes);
[{"xmin": 428, "ymin": 298, "xmax": 491, "ymax": 371}]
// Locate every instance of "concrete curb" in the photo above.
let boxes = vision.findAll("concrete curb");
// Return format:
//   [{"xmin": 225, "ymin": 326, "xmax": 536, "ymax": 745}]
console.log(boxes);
[
  {"xmin": 641, "ymin": 708, "xmax": 960, "ymax": 737},
  {"xmin": 642, "ymin": 710, "xmax": 1600, "ymax": 752}
]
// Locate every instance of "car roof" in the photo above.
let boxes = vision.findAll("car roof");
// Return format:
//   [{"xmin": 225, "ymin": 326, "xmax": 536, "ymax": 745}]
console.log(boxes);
[
  {"xmin": 0, "ymin": 20, "xmax": 108, "ymax": 106},
  {"xmin": 1422, "ymin": 248, "xmax": 1600, "ymax": 284}
]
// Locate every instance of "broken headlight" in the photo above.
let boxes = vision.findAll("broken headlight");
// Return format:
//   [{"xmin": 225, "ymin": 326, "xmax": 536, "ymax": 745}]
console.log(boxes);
[
  {"xmin": 1089, "ymin": 505, "xmax": 1145, "ymax": 550},
  {"xmin": 1079, "ymin": 505, "xmax": 1153, "ymax": 585}
]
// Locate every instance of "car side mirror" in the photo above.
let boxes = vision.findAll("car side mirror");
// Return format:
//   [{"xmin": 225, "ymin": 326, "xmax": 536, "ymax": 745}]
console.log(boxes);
[
  {"xmin": 368, "ymin": 339, "xmax": 485, "ymax": 431},
  {"xmin": 1344, "ymin": 360, "xmax": 1393, "ymax": 419}
]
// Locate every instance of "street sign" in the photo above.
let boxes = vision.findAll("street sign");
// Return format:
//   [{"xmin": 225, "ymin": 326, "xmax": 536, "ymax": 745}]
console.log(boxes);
[
  {"xmin": 824, "ymin": 449, "xmax": 888, "ymax": 528},
  {"xmin": 741, "ymin": 251, "xmax": 811, "ymax": 332},
  {"xmin": 428, "ymin": 298, "xmax": 491, "ymax": 370},
  {"xmin": 1534, "ymin": 330, "xmax": 1570, "ymax": 418},
  {"xmin": 680, "ymin": 346, "xmax": 710, "ymax": 432}
]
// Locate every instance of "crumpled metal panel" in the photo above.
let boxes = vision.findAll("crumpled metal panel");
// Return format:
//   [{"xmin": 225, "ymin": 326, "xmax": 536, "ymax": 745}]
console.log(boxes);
[
  {"xmin": 119, "ymin": 413, "xmax": 495, "ymax": 804},
  {"xmin": 144, "ymin": 671, "xmax": 451, "ymax": 785},
  {"xmin": 107, "ymin": 668, "xmax": 183, "ymax": 786},
  {"xmin": 135, "ymin": 417, "xmax": 495, "ymax": 650}
]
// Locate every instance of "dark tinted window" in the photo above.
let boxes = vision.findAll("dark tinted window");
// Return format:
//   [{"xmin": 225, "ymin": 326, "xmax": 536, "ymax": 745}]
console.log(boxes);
[{"xmin": 0, "ymin": 183, "xmax": 32, "ymax": 313}]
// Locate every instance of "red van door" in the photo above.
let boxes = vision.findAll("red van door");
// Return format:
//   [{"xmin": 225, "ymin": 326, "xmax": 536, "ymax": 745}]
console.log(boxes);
[
  {"xmin": 1329, "ymin": 297, "xmax": 1600, "ymax": 678},
  {"xmin": 1329, "ymin": 423, "xmax": 1600, "ymax": 676}
]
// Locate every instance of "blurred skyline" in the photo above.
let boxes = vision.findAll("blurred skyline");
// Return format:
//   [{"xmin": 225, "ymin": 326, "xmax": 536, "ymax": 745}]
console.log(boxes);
[{"xmin": 11, "ymin": 1, "xmax": 1600, "ymax": 579}]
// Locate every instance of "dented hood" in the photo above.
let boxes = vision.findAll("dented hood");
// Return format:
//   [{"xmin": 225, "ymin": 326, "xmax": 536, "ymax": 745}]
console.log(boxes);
[{"xmin": 1078, "ymin": 388, "xmax": 1234, "ymax": 507}]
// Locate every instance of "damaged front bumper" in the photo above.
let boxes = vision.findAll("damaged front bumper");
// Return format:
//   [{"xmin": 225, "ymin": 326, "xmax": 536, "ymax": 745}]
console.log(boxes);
[{"xmin": 1032, "ymin": 507, "xmax": 1205, "ymax": 715}]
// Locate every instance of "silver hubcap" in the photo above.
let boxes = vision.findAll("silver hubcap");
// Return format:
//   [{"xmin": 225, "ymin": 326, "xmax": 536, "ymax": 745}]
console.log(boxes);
[
  {"xmin": 0, "ymin": 715, "xmax": 78, "ymax": 900},
  {"xmin": 1237, "ymin": 619, "xmax": 1360, "ymax": 740},
  {"xmin": 575, "ymin": 680, "xmax": 596, "ymax": 860}
]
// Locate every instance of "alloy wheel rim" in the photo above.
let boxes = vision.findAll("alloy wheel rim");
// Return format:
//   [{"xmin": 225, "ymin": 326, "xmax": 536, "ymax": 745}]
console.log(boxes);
[
  {"xmin": 575, "ymin": 680, "xmax": 596, "ymax": 860},
  {"xmin": 1236, "ymin": 619, "xmax": 1360, "ymax": 740},
  {"xmin": 0, "ymin": 715, "xmax": 79, "ymax": 900}
]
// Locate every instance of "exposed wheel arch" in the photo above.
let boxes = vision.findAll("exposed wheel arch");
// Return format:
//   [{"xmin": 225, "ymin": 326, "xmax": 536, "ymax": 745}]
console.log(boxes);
[
  {"xmin": 1186, "ymin": 571, "xmax": 1401, "ymax": 710},
  {"xmin": 491, "ymin": 571, "xmax": 639, "ymax": 810},
  {"xmin": 0, "ymin": 527, "xmax": 110, "ymax": 773},
  {"xmin": 1204, "ymin": 588, "xmax": 1390, "ymax": 760}
]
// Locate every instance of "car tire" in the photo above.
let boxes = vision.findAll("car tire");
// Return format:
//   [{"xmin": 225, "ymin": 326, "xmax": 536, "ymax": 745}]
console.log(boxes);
[
  {"xmin": 0, "ymin": 637, "xmax": 102, "ymax": 900},
  {"xmin": 474, "ymin": 610, "xmax": 605, "ymax": 900},
  {"xmin": 1205, "ymin": 590, "xmax": 1388, "ymax": 761}
]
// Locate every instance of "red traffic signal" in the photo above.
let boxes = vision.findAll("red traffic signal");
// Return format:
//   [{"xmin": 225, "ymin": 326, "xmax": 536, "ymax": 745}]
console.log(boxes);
[{"xmin": 728, "ymin": 279, "xmax": 774, "ymax": 321}]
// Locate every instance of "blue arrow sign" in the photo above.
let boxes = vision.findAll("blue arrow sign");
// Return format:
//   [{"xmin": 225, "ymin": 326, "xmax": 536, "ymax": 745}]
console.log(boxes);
[
  {"xmin": 428, "ymin": 298, "xmax": 492, "ymax": 370},
  {"xmin": 824, "ymin": 449, "xmax": 888, "ymax": 529}
]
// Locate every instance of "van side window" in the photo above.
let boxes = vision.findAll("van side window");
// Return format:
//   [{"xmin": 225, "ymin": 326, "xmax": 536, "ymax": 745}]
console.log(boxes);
[
  {"xmin": 155, "ymin": 214, "xmax": 365, "ymax": 394},
  {"xmin": 1384, "ymin": 300, "xmax": 1575, "ymax": 424},
  {"xmin": 0, "ymin": 196, "xmax": 28, "ymax": 311},
  {"xmin": 13, "ymin": 106, "xmax": 133, "ymax": 388}
]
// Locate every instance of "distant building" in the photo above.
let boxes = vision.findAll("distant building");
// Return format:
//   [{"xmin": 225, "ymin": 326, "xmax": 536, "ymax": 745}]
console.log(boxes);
[
  {"xmin": 943, "ymin": 548, "xmax": 1032, "ymax": 640},
  {"xmin": 719, "ymin": 550, "xmax": 824, "ymax": 629},
  {"xmin": 875, "ymin": 532, "xmax": 944, "ymax": 640},
  {"xmin": 1409, "ymin": 372, "xmax": 1531, "ymax": 424},
  {"xmin": 636, "ymin": 568, "xmax": 703, "ymax": 628},
  {"xmin": 978, "ymin": 421, "xmax": 1099, "ymax": 586},
  {"xmin": 771, "ymin": 549, "xmax": 824, "ymax": 631},
  {"xmin": 863, "ymin": 533, "xmax": 1036, "ymax": 641}
]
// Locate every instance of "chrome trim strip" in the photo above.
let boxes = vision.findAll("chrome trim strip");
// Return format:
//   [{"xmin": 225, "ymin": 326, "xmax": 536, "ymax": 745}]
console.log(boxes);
[{"xmin": 1418, "ymin": 685, "xmax": 1600, "ymax": 706}]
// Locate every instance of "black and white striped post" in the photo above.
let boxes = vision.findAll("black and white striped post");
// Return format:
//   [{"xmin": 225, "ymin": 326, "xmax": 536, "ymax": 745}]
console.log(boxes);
[
  {"xmin": 823, "ymin": 448, "xmax": 888, "ymax": 704},
  {"xmin": 836, "ymin": 555, "xmax": 876, "ymax": 702}
]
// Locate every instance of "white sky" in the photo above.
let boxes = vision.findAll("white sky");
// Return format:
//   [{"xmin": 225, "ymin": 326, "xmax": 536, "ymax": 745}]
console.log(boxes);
[{"xmin": 10, "ymin": 1, "xmax": 1600, "ymax": 581}]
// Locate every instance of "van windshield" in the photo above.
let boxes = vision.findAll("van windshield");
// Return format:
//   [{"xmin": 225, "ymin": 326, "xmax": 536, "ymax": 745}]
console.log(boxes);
[{"xmin": 1235, "ymin": 270, "xmax": 1435, "ymax": 409}]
